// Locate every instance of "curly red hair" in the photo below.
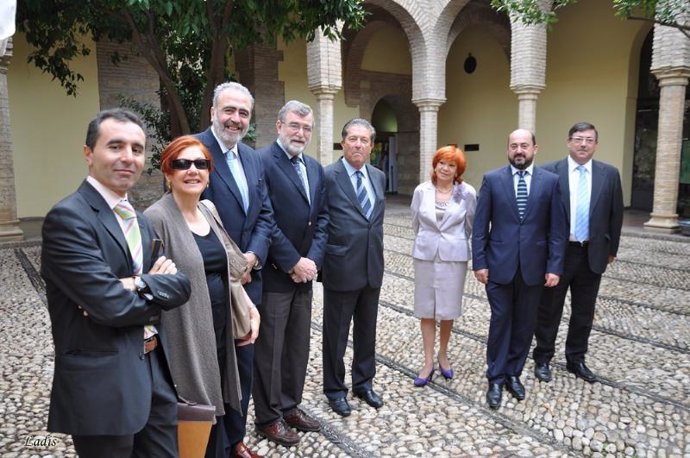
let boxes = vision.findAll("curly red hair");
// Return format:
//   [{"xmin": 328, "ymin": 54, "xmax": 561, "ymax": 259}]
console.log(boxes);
[{"xmin": 431, "ymin": 145, "xmax": 466, "ymax": 185}]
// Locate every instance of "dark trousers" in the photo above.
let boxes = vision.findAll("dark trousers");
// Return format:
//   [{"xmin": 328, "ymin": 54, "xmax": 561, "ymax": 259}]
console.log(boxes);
[
  {"xmin": 72, "ymin": 347, "xmax": 178, "ymax": 458},
  {"xmin": 253, "ymin": 288, "xmax": 312, "ymax": 426},
  {"xmin": 322, "ymin": 286, "xmax": 380, "ymax": 400},
  {"xmin": 224, "ymin": 343, "xmax": 253, "ymax": 446},
  {"xmin": 485, "ymin": 271, "xmax": 543, "ymax": 384},
  {"xmin": 534, "ymin": 244, "xmax": 602, "ymax": 364}
]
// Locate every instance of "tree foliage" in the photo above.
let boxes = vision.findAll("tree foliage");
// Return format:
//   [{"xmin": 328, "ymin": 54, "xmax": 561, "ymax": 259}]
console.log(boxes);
[
  {"xmin": 491, "ymin": 0, "xmax": 689, "ymax": 36},
  {"xmin": 17, "ymin": 0, "xmax": 366, "ymax": 138}
]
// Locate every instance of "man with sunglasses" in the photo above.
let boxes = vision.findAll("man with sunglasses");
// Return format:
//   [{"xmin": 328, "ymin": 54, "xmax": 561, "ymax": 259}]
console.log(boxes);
[
  {"xmin": 532, "ymin": 122, "xmax": 623, "ymax": 384},
  {"xmin": 41, "ymin": 108, "xmax": 191, "ymax": 457},
  {"xmin": 252, "ymin": 100, "xmax": 329, "ymax": 447},
  {"xmin": 197, "ymin": 82, "xmax": 273, "ymax": 458}
]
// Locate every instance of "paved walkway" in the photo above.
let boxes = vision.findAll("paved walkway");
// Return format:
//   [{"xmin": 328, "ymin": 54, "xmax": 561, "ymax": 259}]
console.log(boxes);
[{"xmin": 1, "ymin": 196, "xmax": 689, "ymax": 457}]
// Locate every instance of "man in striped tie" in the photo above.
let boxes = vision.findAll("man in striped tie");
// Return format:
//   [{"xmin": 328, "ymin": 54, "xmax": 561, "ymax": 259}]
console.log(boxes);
[
  {"xmin": 472, "ymin": 129, "xmax": 567, "ymax": 409},
  {"xmin": 41, "ymin": 108, "xmax": 191, "ymax": 457},
  {"xmin": 533, "ymin": 122, "xmax": 623, "ymax": 384}
]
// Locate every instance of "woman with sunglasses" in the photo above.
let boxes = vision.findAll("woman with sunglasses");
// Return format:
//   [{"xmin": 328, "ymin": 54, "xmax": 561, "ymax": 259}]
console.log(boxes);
[{"xmin": 145, "ymin": 135, "xmax": 260, "ymax": 457}]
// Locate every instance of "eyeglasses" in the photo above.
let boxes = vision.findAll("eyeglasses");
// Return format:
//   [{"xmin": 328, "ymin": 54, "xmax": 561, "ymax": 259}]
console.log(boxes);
[
  {"xmin": 171, "ymin": 159, "xmax": 211, "ymax": 170},
  {"xmin": 570, "ymin": 137, "xmax": 596, "ymax": 145},
  {"xmin": 284, "ymin": 122, "xmax": 313, "ymax": 134}
]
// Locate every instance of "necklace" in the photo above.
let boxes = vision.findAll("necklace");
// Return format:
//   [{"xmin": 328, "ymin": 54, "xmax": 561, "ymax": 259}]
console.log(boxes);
[{"xmin": 436, "ymin": 186, "xmax": 452, "ymax": 194}]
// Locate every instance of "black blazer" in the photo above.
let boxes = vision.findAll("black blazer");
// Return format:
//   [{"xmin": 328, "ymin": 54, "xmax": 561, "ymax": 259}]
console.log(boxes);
[
  {"xmin": 258, "ymin": 141, "xmax": 329, "ymax": 293},
  {"xmin": 321, "ymin": 159, "xmax": 386, "ymax": 291},
  {"xmin": 41, "ymin": 181, "xmax": 190, "ymax": 435},
  {"xmin": 197, "ymin": 127, "xmax": 274, "ymax": 305},
  {"xmin": 542, "ymin": 158, "xmax": 624, "ymax": 274}
]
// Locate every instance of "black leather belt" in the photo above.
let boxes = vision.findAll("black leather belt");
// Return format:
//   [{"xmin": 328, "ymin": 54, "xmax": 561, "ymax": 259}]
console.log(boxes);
[
  {"xmin": 144, "ymin": 335, "xmax": 159, "ymax": 354},
  {"xmin": 569, "ymin": 241, "xmax": 589, "ymax": 247}
]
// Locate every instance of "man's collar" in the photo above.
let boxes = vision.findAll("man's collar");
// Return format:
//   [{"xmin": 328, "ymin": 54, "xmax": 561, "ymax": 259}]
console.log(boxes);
[
  {"xmin": 277, "ymin": 139, "xmax": 303, "ymax": 162},
  {"xmin": 568, "ymin": 155, "xmax": 592, "ymax": 172},
  {"xmin": 211, "ymin": 126, "xmax": 237, "ymax": 155},
  {"xmin": 510, "ymin": 163, "xmax": 534, "ymax": 175},
  {"xmin": 86, "ymin": 176, "xmax": 126, "ymax": 210}
]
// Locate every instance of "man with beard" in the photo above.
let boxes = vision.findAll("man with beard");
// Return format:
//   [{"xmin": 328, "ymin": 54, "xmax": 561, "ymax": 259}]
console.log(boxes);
[
  {"xmin": 472, "ymin": 129, "xmax": 567, "ymax": 409},
  {"xmin": 253, "ymin": 100, "xmax": 329, "ymax": 447},
  {"xmin": 532, "ymin": 122, "xmax": 623, "ymax": 384},
  {"xmin": 197, "ymin": 81, "xmax": 273, "ymax": 458}
]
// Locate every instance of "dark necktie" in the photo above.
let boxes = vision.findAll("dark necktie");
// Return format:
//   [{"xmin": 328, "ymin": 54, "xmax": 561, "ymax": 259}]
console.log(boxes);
[
  {"xmin": 356, "ymin": 170, "xmax": 372, "ymax": 219},
  {"xmin": 516, "ymin": 171, "xmax": 528, "ymax": 220}
]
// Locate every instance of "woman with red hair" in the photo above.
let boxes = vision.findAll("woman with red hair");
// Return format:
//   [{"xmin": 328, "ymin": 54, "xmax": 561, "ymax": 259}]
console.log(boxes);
[
  {"xmin": 410, "ymin": 145, "xmax": 477, "ymax": 387},
  {"xmin": 145, "ymin": 135, "xmax": 261, "ymax": 457}
]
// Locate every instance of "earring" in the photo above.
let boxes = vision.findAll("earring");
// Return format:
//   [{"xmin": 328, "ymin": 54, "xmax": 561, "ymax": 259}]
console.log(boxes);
[
  {"xmin": 206, "ymin": 178, "xmax": 210, "ymax": 189},
  {"xmin": 166, "ymin": 180, "xmax": 172, "ymax": 191}
]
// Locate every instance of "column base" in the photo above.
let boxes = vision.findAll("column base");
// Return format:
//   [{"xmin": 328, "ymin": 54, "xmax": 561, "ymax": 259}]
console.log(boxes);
[{"xmin": 643, "ymin": 213, "xmax": 680, "ymax": 233}]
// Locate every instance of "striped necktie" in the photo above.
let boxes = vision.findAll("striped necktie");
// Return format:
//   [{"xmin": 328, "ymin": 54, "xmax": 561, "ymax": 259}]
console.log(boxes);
[
  {"xmin": 574, "ymin": 165, "xmax": 590, "ymax": 242},
  {"xmin": 356, "ymin": 170, "xmax": 372, "ymax": 219},
  {"xmin": 290, "ymin": 155, "xmax": 310, "ymax": 204},
  {"xmin": 113, "ymin": 200, "xmax": 143, "ymax": 275},
  {"xmin": 516, "ymin": 171, "xmax": 528, "ymax": 220}
]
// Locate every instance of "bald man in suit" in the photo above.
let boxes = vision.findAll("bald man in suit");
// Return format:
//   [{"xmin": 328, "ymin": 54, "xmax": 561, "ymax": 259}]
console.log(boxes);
[{"xmin": 472, "ymin": 128, "xmax": 567, "ymax": 410}]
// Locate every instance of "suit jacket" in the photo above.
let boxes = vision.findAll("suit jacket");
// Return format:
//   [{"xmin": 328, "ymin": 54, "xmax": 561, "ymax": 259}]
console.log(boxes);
[
  {"xmin": 41, "ymin": 181, "xmax": 191, "ymax": 435},
  {"xmin": 472, "ymin": 166, "xmax": 567, "ymax": 286},
  {"xmin": 542, "ymin": 158, "xmax": 624, "ymax": 274},
  {"xmin": 258, "ymin": 141, "xmax": 329, "ymax": 293},
  {"xmin": 197, "ymin": 127, "xmax": 274, "ymax": 305},
  {"xmin": 321, "ymin": 159, "xmax": 386, "ymax": 291},
  {"xmin": 411, "ymin": 181, "xmax": 477, "ymax": 262}
]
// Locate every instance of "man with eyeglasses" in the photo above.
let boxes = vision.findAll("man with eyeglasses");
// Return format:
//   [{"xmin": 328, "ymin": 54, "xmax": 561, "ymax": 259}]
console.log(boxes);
[
  {"xmin": 197, "ymin": 81, "xmax": 273, "ymax": 458},
  {"xmin": 533, "ymin": 122, "xmax": 623, "ymax": 384},
  {"xmin": 252, "ymin": 100, "xmax": 329, "ymax": 447}
]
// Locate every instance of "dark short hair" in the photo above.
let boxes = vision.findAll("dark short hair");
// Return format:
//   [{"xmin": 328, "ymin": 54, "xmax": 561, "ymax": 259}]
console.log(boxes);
[
  {"xmin": 160, "ymin": 135, "xmax": 214, "ymax": 176},
  {"xmin": 568, "ymin": 122, "xmax": 598, "ymax": 141},
  {"xmin": 278, "ymin": 100, "xmax": 313, "ymax": 123},
  {"xmin": 341, "ymin": 118, "xmax": 376, "ymax": 143},
  {"xmin": 431, "ymin": 145, "xmax": 467, "ymax": 185},
  {"xmin": 85, "ymin": 108, "xmax": 146, "ymax": 150}
]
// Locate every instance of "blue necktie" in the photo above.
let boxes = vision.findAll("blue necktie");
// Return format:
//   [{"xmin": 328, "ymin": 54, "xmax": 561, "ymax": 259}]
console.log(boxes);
[
  {"xmin": 575, "ymin": 165, "xmax": 590, "ymax": 242},
  {"xmin": 226, "ymin": 150, "xmax": 249, "ymax": 213},
  {"xmin": 356, "ymin": 171, "xmax": 372, "ymax": 219},
  {"xmin": 290, "ymin": 155, "xmax": 310, "ymax": 204},
  {"xmin": 516, "ymin": 171, "xmax": 528, "ymax": 220}
]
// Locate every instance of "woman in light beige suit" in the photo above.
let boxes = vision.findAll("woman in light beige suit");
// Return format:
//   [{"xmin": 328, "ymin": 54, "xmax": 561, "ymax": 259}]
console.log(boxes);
[{"xmin": 411, "ymin": 145, "xmax": 477, "ymax": 386}]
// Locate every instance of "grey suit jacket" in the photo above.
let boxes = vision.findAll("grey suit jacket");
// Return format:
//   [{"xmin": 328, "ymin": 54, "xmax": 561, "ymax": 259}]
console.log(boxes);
[
  {"xmin": 321, "ymin": 159, "xmax": 386, "ymax": 291},
  {"xmin": 411, "ymin": 181, "xmax": 477, "ymax": 262},
  {"xmin": 542, "ymin": 158, "xmax": 624, "ymax": 274},
  {"xmin": 41, "ymin": 181, "xmax": 191, "ymax": 435}
]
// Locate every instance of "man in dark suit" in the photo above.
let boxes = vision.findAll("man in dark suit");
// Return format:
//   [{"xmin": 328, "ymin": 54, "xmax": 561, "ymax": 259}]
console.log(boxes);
[
  {"xmin": 197, "ymin": 81, "xmax": 273, "ymax": 458},
  {"xmin": 472, "ymin": 128, "xmax": 567, "ymax": 410},
  {"xmin": 321, "ymin": 118, "xmax": 386, "ymax": 417},
  {"xmin": 253, "ymin": 100, "xmax": 329, "ymax": 447},
  {"xmin": 41, "ymin": 108, "xmax": 191, "ymax": 457},
  {"xmin": 533, "ymin": 122, "xmax": 624, "ymax": 384}
]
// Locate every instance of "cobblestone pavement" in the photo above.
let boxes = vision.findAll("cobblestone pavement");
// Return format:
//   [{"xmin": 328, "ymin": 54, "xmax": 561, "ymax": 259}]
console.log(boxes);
[{"xmin": 1, "ymin": 196, "xmax": 689, "ymax": 457}]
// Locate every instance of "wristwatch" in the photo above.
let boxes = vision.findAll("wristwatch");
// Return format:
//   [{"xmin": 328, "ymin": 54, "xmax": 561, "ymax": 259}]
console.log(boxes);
[{"xmin": 134, "ymin": 276, "xmax": 153, "ymax": 300}]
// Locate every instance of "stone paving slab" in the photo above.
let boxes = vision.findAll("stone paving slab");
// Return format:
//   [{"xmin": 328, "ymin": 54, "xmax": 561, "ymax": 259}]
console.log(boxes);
[{"xmin": 2, "ymin": 198, "xmax": 690, "ymax": 457}]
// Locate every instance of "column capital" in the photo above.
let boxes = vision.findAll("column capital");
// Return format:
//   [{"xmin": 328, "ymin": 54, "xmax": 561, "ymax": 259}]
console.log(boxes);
[
  {"xmin": 510, "ymin": 84, "xmax": 545, "ymax": 95},
  {"xmin": 412, "ymin": 98, "xmax": 445, "ymax": 111},
  {"xmin": 308, "ymin": 85, "xmax": 340, "ymax": 98},
  {"xmin": 651, "ymin": 67, "xmax": 690, "ymax": 86}
]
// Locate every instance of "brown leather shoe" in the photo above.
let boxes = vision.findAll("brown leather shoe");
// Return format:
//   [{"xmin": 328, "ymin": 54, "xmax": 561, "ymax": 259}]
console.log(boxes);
[
  {"xmin": 284, "ymin": 408, "xmax": 321, "ymax": 432},
  {"xmin": 232, "ymin": 441, "xmax": 263, "ymax": 458},
  {"xmin": 256, "ymin": 418, "xmax": 300, "ymax": 447}
]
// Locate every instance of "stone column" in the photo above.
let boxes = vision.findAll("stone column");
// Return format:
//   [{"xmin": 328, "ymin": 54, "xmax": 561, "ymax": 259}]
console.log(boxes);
[
  {"xmin": 414, "ymin": 99, "xmax": 444, "ymax": 183},
  {"xmin": 307, "ymin": 28, "xmax": 342, "ymax": 165},
  {"xmin": 643, "ymin": 71, "xmax": 689, "ymax": 232},
  {"xmin": 0, "ymin": 38, "xmax": 23, "ymax": 241},
  {"xmin": 644, "ymin": 12, "xmax": 690, "ymax": 233},
  {"xmin": 509, "ymin": 4, "xmax": 549, "ymax": 132}
]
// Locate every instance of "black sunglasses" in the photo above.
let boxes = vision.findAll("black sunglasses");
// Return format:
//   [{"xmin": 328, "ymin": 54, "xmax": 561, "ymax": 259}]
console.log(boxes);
[{"xmin": 171, "ymin": 159, "xmax": 211, "ymax": 170}]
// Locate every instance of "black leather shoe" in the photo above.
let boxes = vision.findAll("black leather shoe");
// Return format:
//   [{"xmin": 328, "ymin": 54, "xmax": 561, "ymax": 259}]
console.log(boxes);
[
  {"xmin": 534, "ymin": 362, "xmax": 552, "ymax": 382},
  {"xmin": 353, "ymin": 389, "xmax": 383, "ymax": 408},
  {"xmin": 566, "ymin": 360, "xmax": 597, "ymax": 383},
  {"xmin": 328, "ymin": 397, "xmax": 352, "ymax": 417},
  {"xmin": 506, "ymin": 376, "xmax": 526, "ymax": 400},
  {"xmin": 486, "ymin": 383, "xmax": 502, "ymax": 409}
]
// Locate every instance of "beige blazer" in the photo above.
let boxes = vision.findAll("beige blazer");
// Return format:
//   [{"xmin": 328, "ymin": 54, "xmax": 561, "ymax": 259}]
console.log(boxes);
[{"xmin": 411, "ymin": 181, "xmax": 477, "ymax": 262}]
